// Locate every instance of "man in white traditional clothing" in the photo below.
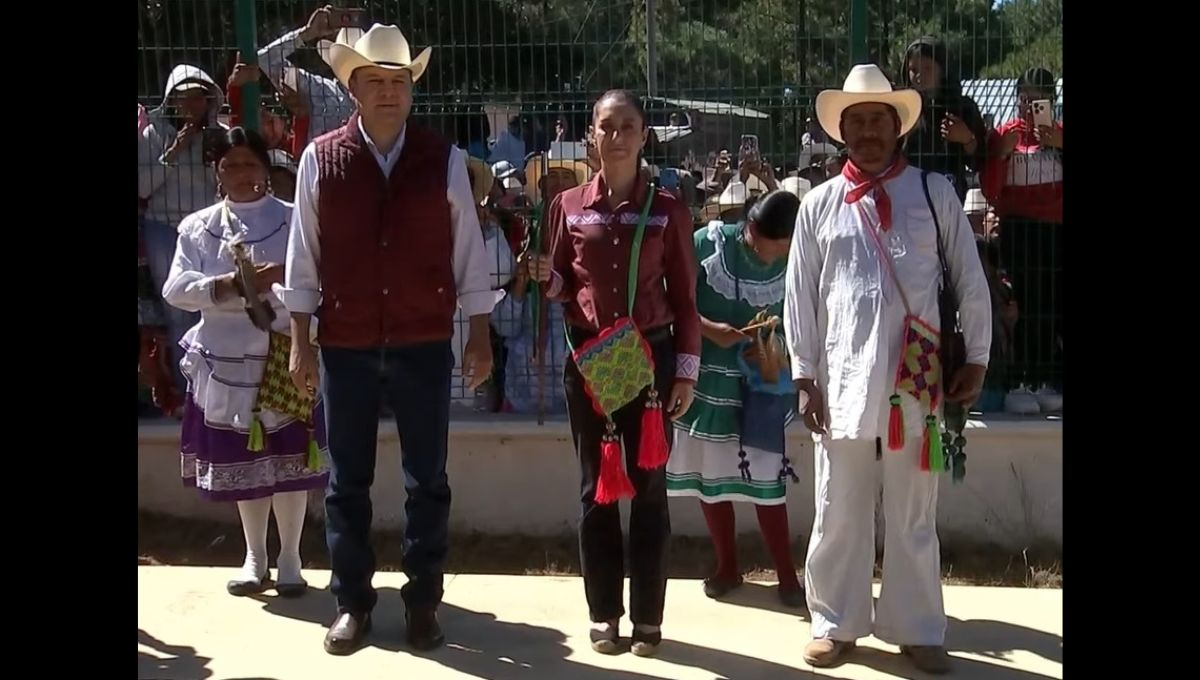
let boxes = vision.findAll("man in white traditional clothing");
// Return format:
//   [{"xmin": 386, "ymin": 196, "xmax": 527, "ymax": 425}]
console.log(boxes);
[{"xmin": 783, "ymin": 64, "xmax": 992, "ymax": 674}]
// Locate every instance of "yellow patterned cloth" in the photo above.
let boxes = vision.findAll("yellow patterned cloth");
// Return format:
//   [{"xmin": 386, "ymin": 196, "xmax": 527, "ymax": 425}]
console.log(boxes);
[
  {"xmin": 893, "ymin": 315, "xmax": 942, "ymax": 411},
  {"xmin": 571, "ymin": 318, "xmax": 655, "ymax": 417},
  {"xmin": 254, "ymin": 332, "xmax": 315, "ymax": 422}
]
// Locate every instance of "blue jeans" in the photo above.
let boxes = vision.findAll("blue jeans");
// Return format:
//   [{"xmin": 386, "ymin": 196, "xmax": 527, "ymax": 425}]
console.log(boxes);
[
  {"xmin": 142, "ymin": 217, "xmax": 200, "ymax": 396},
  {"xmin": 321, "ymin": 342, "xmax": 453, "ymax": 614}
]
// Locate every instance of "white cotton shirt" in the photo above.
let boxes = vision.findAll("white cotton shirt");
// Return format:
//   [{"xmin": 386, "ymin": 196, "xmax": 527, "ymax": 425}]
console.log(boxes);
[
  {"xmin": 783, "ymin": 166, "xmax": 992, "ymax": 441},
  {"xmin": 162, "ymin": 195, "xmax": 315, "ymax": 431},
  {"xmin": 277, "ymin": 119, "xmax": 502, "ymax": 319}
]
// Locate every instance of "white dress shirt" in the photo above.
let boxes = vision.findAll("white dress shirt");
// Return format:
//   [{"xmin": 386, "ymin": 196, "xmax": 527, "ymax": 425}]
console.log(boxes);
[
  {"xmin": 783, "ymin": 166, "xmax": 992, "ymax": 441},
  {"xmin": 278, "ymin": 119, "xmax": 501, "ymax": 320}
]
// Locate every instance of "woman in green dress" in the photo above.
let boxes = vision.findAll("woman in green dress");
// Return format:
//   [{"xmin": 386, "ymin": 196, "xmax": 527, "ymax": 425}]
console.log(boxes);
[{"xmin": 667, "ymin": 189, "xmax": 805, "ymax": 606}]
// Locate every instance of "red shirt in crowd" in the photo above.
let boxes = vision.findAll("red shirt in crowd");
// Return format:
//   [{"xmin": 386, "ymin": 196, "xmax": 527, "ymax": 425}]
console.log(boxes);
[
  {"xmin": 544, "ymin": 173, "xmax": 701, "ymax": 381},
  {"xmin": 982, "ymin": 118, "xmax": 1063, "ymax": 224},
  {"xmin": 227, "ymin": 84, "xmax": 309, "ymax": 159}
]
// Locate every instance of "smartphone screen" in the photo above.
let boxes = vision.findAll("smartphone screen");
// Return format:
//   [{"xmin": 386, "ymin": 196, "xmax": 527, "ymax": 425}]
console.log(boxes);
[{"xmin": 740, "ymin": 134, "xmax": 760, "ymax": 162}]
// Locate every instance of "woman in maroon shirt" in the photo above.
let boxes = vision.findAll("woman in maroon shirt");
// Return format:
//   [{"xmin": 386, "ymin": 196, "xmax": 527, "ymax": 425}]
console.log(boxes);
[{"xmin": 528, "ymin": 90, "xmax": 701, "ymax": 657}]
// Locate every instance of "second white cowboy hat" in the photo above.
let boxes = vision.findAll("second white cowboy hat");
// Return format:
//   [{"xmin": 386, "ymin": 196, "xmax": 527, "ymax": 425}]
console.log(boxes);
[
  {"xmin": 317, "ymin": 27, "xmax": 365, "ymax": 67},
  {"xmin": 964, "ymin": 188, "xmax": 989, "ymax": 215},
  {"xmin": 525, "ymin": 156, "xmax": 590, "ymax": 204},
  {"xmin": 781, "ymin": 176, "xmax": 812, "ymax": 201},
  {"xmin": 327, "ymin": 23, "xmax": 431, "ymax": 89},
  {"xmin": 816, "ymin": 64, "xmax": 922, "ymax": 144}
]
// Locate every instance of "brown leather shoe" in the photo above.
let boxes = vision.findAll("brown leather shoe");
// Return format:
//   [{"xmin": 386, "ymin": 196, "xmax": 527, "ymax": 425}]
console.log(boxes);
[
  {"xmin": 406, "ymin": 608, "xmax": 445, "ymax": 651},
  {"xmin": 901, "ymin": 645, "xmax": 951, "ymax": 674},
  {"xmin": 803, "ymin": 638, "xmax": 857, "ymax": 668},
  {"xmin": 323, "ymin": 611, "xmax": 372, "ymax": 656}
]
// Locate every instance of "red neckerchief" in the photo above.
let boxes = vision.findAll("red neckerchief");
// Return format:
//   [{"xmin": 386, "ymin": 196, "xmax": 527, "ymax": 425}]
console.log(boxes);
[{"xmin": 843, "ymin": 156, "xmax": 909, "ymax": 231}]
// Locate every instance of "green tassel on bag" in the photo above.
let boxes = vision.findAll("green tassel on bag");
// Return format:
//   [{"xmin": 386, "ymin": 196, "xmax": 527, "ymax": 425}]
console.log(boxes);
[
  {"xmin": 248, "ymin": 411, "xmax": 265, "ymax": 453},
  {"xmin": 306, "ymin": 430, "xmax": 321, "ymax": 471},
  {"xmin": 920, "ymin": 415, "xmax": 943, "ymax": 472}
]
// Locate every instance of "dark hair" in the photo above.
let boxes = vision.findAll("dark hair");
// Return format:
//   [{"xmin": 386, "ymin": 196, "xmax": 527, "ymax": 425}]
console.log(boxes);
[
  {"xmin": 1018, "ymin": 67, "xmax": 1056, "ymax": 97},
  {"xmin": 747, "ymin": 189, "xmax": 800, "ymax": 240},
  {"xmin": 592, "ymin": 89, "xmax": 647, "ymax": 127},
  {"xmin": 211, "ymin": 126, "xmax": 271, "ymax": 171}
]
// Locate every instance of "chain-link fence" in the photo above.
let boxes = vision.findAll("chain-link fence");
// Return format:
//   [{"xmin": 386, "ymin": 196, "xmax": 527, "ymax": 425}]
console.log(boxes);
[{"xmin": 138, "ymin": 0, "xmax": 1063, "ymax": 420}]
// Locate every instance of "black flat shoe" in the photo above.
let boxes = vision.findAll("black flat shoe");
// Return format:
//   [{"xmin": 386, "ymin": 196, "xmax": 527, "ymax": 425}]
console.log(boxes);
[
  {"xmin": 589, "ymin": 622, "xmax": 620, "ymax": 655},
  {"xmin": 702, "ymin": 575, "xmax": 743, "ymax": 599},
  {"xmin": 226, "ymin": 571, "xmax": 272, "ymax": 597},
  {"xmin": 275, "ymin": 580, "xmax": 308, "ymax": 598},
  {"xmin": 631, "ymin": 627, "xmax": 663, "ymax": 657},
  {"xmin": 778, "ymin": 583, "xmax": 806, "ymax": 608}
]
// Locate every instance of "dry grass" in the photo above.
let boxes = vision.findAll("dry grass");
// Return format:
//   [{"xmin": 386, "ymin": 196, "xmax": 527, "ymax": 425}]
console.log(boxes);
[{"xmin": 138, "ymin": 511, "xmax": 1061, "ymax": 588}]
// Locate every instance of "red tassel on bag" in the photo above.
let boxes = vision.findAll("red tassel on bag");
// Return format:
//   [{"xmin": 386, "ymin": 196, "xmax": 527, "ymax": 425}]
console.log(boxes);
[
  {"xmin": 887, "ymin": 394, "xmax": 905, "ymax": 451},
  {"xmin": 637, "ymin": 389, "xmax": 669, "ymax": 470},
  {"xmin": 595, "ymin": 422, "xmax": 635, "ymax": 504}
]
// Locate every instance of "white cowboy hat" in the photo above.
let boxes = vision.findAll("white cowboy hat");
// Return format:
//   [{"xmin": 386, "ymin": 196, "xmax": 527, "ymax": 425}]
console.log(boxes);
[
  {"xmin": 781, "ymin": 176, "xmax": 812, "ymax": 200},
  {"xmin": 816, "ymin": 64, "xmax": 922, "ymax": 144},
  {"xmin": 524, "ymin": 156, "xmax": 590, "ymax": 204},
  {"xmin": 327, "ymin": 23, "xmax": 431, "ymax": 89},
  {"xmin": 964, "ymin": 188, "xmax": 989, "ymax": 215},
  {"xmin": 714, "ymin": 176, "xmax": 768, "ymax": 208},
  {"xmin": 491, "ymin": 160, "xmax": 523, "ymax": 190},
  {"xmin": 317, "ymin": 27, "xmax": 365, "ymax": 67},
  {"xmin": 700, "ymin": 177, "xmax": 769, "ymax": 222}
]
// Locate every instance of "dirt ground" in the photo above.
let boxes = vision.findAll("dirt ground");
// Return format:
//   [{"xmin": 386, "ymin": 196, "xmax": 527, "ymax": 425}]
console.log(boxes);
[{"xmin": 137, "ymin": 511, "xmax": 1061, "ymax": 588}]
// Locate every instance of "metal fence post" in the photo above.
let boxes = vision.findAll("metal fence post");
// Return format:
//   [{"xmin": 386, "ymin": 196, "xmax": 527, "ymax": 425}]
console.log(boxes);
[
  {"xmin": 646, "ymin": 0, "xmax": 658, "ymax": 97},
  {"xmin": 235, "ymin": 0, "xmax": 259, "ymax": 131},
  {"xmin": 849, "ymin": 0, "xmax": 868, "ymax": 66}
]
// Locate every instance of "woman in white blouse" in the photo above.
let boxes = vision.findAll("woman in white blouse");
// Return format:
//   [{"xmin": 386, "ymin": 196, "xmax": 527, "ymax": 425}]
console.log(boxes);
[{"xmin": 163, "ymin": 127, "xmax": 328, "ymax": 598}]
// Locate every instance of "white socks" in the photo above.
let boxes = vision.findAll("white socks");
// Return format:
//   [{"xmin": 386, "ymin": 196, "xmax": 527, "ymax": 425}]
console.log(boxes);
[
  {"xmin": 235, "ymin": 491, "xmax": 309, "ymax": 585},
  {"xmin": 235, "ymin": 497, "xmax": 271, "ymax": 582},
  {"xmin": 271, "ymin": 491, "xmax": 308, "ymax": 584}
]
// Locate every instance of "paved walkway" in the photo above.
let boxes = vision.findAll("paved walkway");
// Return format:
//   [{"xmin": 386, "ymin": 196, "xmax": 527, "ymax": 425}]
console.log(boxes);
[{"xmin": 138, "ymin": 567, "xmax": 1062, "ymax": 679}]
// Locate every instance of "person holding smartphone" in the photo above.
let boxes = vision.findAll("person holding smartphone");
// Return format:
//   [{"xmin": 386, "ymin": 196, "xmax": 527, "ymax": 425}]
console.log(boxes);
[
  {"xmin": 981, "ymin": 68, "xmax": 1063, "ymax": 404},
  {"xmin": 256, "ymin": 5, "xmax": 358, "ymax": 143},
  {"xmin": 138, "ymin": 65, "xmax": 227, "ymax": 404},
  {"xmin": 900, "ymin": 36, "xmax": 988, "ymax": 203}
]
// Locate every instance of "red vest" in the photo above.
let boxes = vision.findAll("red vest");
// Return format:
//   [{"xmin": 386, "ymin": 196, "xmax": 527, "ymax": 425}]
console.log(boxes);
[{"xmin": 314, "ymin": 117, "xmax": 456, "ymax": 348}]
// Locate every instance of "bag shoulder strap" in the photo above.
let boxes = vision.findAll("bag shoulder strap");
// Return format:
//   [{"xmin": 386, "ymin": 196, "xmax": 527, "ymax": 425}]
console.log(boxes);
[
  {"xmin": 625, "ymin": 179, "xmax": 659, "ymax": 315},
  {"xmin": 919, "ymin": 170, "xmax": 953, "ymax": 286}
]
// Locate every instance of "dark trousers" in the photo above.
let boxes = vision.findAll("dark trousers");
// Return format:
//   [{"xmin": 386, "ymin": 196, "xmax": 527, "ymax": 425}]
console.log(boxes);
[
  {"xmin": 999, "ymin": 217, "xmax": 1063, "ymax": 390},
  {"xmin": 564, "ymin": 326, "xmax": 674, "ymax": 626},
  {"xmin": 321, "ymin": 341, "xmax": 453, "ymax": 614}
]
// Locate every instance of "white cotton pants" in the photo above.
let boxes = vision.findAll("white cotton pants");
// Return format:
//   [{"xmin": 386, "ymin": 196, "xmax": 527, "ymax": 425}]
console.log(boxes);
[{"xmin": 804, "ymin": 431, "xmax": 946, "ymax": 646}]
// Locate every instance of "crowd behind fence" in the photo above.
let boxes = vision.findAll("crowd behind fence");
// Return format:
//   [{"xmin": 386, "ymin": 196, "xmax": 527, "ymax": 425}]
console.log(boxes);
[{"xmin": 138, "ymin": 0, "xmax": 1063, "ymax": 421}]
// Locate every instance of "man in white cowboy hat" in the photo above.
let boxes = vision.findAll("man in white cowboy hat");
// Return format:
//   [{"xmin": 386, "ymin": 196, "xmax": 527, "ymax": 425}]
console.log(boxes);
[
  {"xmin": 782, "ymin": 64, "xmax": 993, "ymax": 673},
  {"xmin": 279, "ymin": 22, "xmax": 499, "ymax": 655}
]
